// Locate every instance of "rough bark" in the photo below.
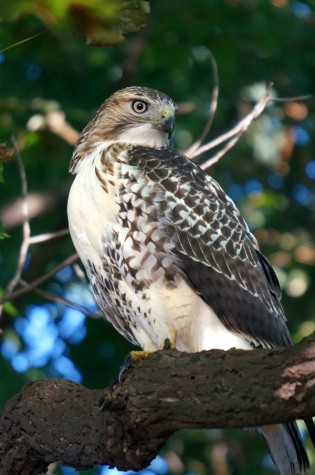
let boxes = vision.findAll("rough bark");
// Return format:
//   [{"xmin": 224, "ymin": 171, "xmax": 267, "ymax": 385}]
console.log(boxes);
[{"xmin": 1, "ymin": 333, "xmax": 315, "ymax": 475}]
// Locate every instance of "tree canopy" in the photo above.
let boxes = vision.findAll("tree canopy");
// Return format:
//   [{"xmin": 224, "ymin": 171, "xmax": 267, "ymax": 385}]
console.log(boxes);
[{"xmin": 0, "ymin": 1, "xmax": 315, "ymax": 474}]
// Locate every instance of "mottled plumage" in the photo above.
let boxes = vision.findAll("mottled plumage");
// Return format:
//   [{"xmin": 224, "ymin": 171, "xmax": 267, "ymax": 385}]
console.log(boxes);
[{"xmin": 68, "ymin": 86, "xmax": 313, "ymax": 475}]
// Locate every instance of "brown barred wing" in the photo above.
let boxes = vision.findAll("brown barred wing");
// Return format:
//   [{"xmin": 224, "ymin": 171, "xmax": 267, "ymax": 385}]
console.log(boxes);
[{"xmin": 129, "ymin": 145, "xmax": 291, "ymax": 349}]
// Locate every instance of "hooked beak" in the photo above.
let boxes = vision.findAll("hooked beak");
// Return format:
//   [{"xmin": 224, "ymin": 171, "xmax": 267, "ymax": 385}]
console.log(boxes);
[
  {"xmin": 154, "ymin": 107, "xmax": 175, "ymax": 138},
  {"xmin": 158, "ymin": 115, "xmax": 175, "ymax": 137}
]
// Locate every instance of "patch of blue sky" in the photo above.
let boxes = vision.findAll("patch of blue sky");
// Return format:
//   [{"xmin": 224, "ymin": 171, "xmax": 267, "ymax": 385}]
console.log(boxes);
[
  {"xmin": 24, "ymin": 336, "xmax": 65, "ymax": 367},
  {"xmin": 292, "ymin": 126, "xmax": 310, "ymax": 146},
  {"xmin": 262, "ymin": 453, "xmax": 275, "ymax": 470},
  {"xmin": 1, "ymin": 339, "xmax": 19, "ymax": 359},
  {"xmin": 244, "ymin": 179, "xmax": 263, "ymax": 195},
  {"xmin": 61, "ymin": 466, "xmax": 79, "ymax": 475},
  {"xmin": 14, "ymin": 315, "xmax": 28, "ymax": 335},
  {"xmin": 100, "ymin": 467, "xmax": 150, "ymax": 475},
  {"xmin": 267, "ymin": 171, "xmax": 284, "ymax": 190},
  {"xmin": 148, "ymin": 455, "xmax": 168, "ymax": 474},
  {"xmin": 58, "ymin": 308, "xmax": 86, "ymax": 344},
  {"xmin": 11, "ymin": 352, "xmax": 29, "ymax": 373},
  {"xmin": 292, "ymin": 2, "xmax": 312, "ymax": 19},
  {"xmin": 11, "ymin": 303, "xmax": 85, "ymax": 374},
  {"xmin": 52, "ymin": 355, "xmax": 82, "ymax": 383},
  {"xmin": 26, "ymin": 348, "xmax": 52, "ymax": 368},
  {"xmin": 100, "ymin": 467, "xmax": 135, "ymax": 475},
  {"xmin": 56, "ymin": 265, "xmax": 73, "ymax": 282},
  {"xmin": 65, "ymin": 283, "xmax": 97, "ymax": 313},
  {"xmin": 25, "ymin": 62, "xmax": 42, "ymax": 80},
  {"xmin": 50, "ymin": 338, "xmax": 66, "ymax": 358},
  {"xmin": 99, "ymin": 456, "xmax": 168, "ymax": 475},
  {"xmin": 292, "ymin": 184, "xmax": 310, "ymax": 206},
  {"xmin": 23, "ymin": 306, "xmax": 58, "ymax": 351},
  {"xmin": 227, "ymin": 184, "xmax": 244, "ymax": 202},
  {"xmin": 305, "ymin": 160, "xmax": 315, "ymax": 180}
]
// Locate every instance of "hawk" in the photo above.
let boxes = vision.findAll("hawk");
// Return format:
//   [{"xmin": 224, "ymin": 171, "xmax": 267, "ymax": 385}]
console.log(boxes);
[{"xmin": 68, "ymin": 86, "xmax": 313, "ymax": 475}]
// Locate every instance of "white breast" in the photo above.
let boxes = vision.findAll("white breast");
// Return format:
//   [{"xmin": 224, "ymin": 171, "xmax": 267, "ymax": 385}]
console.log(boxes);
[{"xmin": 67, "ymin": 149, "xmax": 118, "ymax": 272}]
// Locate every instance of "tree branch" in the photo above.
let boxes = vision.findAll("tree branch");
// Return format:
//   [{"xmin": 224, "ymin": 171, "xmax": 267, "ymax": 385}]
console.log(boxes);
[
  {"xmin": 194, "ymin": 83, "xmax": 274, "ymax": 169},
  {"xmin": 1, "ymin": 333, "xmax": 315, "ymax": 475},
  {"xmin": 0, "ymin": 253, "xmax": 79, "ymax": 305}
]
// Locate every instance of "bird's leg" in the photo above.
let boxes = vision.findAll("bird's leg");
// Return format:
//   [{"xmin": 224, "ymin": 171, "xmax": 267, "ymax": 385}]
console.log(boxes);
[
  {"xmin": 121, "ymin": 335, "xmax": 176, "ymax": 379},
  {"xmin": 129, "ymin": 336, "xmax": 176, "ymax": 363}
]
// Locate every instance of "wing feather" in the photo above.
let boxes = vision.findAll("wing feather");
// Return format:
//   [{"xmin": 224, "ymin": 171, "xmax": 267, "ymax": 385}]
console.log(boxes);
[{"xmin": 129, "ymin": 145, "xmax": 291, "ymax": 348}]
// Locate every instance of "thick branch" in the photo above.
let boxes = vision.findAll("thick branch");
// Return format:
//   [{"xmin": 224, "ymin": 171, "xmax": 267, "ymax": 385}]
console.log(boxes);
[{"xmin": 1, "ymin": 333, "xmax": 315, "ymax": 475}]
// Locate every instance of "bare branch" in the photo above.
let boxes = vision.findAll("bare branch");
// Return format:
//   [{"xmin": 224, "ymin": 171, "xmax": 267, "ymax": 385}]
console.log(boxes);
[
  {"xmin": 29, "ymin": 286, "xmax": 102, "ymax": 318},
  {"xmin": 29, "ymin": 228, "xmax": 69, "ymax": 245},
  {"xmin": 0, "ymin": 254, "xmax": 79, "ymax": 306},
  {"xmin": 46, "ymin": 112, "xmax": 79, "ymax": 146},
  {"xmin": 0, "ymin": 186, "xmax": 69, "ymax": 230},
  {"xmin": 190, "ymin": 86, "xmax": 312, "ymax": 171},
  {"xmin": 191, "ymin": 82, "xmax": 273, "ymax": 165},
  {"xmin": 185, "ymin": 53, "xmax": 219, "ymax": 157},
  {"xmin": 0, "ymin": 139, "xmax": 31, "ymax": 319},
  {"xmin": 272, "ymin": 93, "xmax": 312, "ymax": 103},
  {"xmin": 6, "ymin": 138, "xmax": 31, "ymax": 294}
]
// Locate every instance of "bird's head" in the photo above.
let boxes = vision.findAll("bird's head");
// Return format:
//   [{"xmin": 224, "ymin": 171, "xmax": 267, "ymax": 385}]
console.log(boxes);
[
  {"xmin": 102, "ymin": 86, "xmax": 177, "ymax": 145},
  {"xmin": 70, "ymin": 87, "xmax": 177, "ymax": 173}
]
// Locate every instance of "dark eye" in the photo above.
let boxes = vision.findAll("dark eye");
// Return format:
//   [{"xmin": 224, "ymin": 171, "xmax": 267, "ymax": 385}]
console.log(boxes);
[{"xmin": 132, "ymin": 100, "xmax": 148, "ymax": 114}]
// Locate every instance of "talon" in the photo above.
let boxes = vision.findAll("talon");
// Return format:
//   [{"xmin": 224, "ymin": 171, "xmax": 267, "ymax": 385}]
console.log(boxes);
[
  {"xmin": 163, "ymin": 338, "xmax": 171, "ymax": 349},
  {"xmin": 117, "ymin": 353, "xmax": 133, "ymax": 382},
  {"xmin": 162, "ymin": 337, "xmax": 175, "ymax": 350}
]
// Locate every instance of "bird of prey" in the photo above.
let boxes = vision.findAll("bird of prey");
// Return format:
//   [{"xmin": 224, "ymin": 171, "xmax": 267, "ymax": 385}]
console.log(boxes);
[{"xmin": 67, "ymin": 86, "xmax": 313, "ymax": 475}]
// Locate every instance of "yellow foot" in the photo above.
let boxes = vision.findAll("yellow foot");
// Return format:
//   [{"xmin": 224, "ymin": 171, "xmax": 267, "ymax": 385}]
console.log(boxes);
[{"xmin": 130, "ymin": 350, "xmax": 153, "ymax": 362}]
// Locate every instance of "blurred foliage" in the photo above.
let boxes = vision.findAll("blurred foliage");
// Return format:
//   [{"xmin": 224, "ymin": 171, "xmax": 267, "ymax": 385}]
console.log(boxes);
[
  {"xmin": 1, "ymin": 0, "xmax": 150, "ymax": 46},
  {"xmin": 0, "ymin": 0, "xmax": 315, "ymax": 474}
]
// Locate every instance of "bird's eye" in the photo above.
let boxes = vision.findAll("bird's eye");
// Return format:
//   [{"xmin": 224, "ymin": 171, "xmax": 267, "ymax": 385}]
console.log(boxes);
[{"xmin": 132, "ymin": 100, "xmax": 148, "ymax": 114}]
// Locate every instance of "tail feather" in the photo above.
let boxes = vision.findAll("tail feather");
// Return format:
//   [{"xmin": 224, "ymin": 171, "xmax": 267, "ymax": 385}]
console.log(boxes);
[{"xmin": 260, "ymin": 423, "xmax": 309, "ymax": 475}]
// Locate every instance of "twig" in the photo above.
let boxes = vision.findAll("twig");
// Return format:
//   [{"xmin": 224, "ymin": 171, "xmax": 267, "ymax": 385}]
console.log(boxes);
[
  {"xmin": 0, "ymin": 254, "xmax": 79, "ymax": 305},
  {"xmin": 191, "ymin": 82, "xmax": 274, "ymax": 165},
  {"xmin": 0, "ymin": 31, "xmax": 46, "ymax": 54},
  {"xmin": 29, "ymin": 228, "xmax": 69, "ymax": 245},
  {"xmin": 0, "ymin": 186, "xmax": 70, "ymax": 230},
  {"xmin": 0, "ymin": 141, "xmax": 72, "ymax": 320},
  {"xmin": 1, "ymin": 138, "xmax": 31, "ymax": 319},
  {"xmin": 46, "ymin": 112, "xmax": 79, "ymax": 146},
  {"xmin": 21, "ymin": 284, "xmax": 102, "ymax": 319},
  {"xmin": 185, "ymin": 52, "xmax": 219, "ymax": 157},
  {"xmin": 272, "ymin": 94, "xmax": 312, "ymax": 103}
]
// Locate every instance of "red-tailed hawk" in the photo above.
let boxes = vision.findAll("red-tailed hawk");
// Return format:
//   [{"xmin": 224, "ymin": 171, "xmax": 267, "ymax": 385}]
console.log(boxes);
[{"xmin": 67, "ymin": 86, "xmax": 313, "ymax": 475}]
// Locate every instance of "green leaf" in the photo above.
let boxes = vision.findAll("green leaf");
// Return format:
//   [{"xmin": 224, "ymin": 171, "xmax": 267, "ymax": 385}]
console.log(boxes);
[
  {"xmin": 0, "ymin": 221, "xmax": 10, "ymax": 240},
  {"xmin": 0, "ymin": 0, "xmax": 150, "ymax": 47},
  {"xmin": 0, "ymin": 288, "xmax": 18, "ymax": 317}
]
